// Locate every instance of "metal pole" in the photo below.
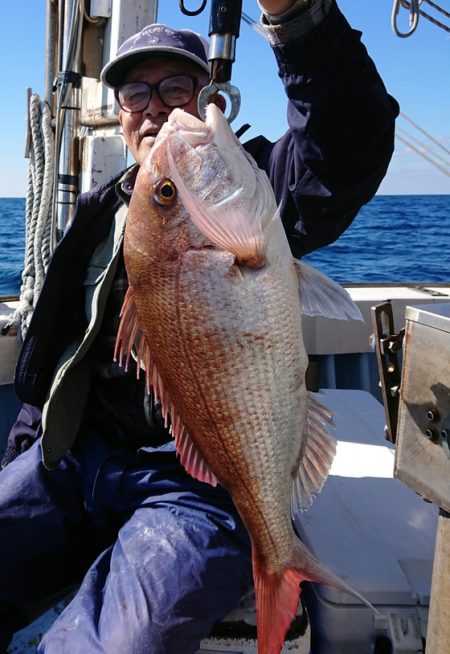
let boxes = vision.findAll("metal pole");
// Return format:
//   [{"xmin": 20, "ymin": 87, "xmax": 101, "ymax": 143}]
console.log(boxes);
[
  {"xmin": 54, "ymin": 0, "xmax": 81, "ymax": 239},
  {"xmin": 45, "ymin": 0, "xmax": 57, "ymax": 107},
  {"xmin": 425, "ymin": 509, "xmax": 450, "ymax": 652}
]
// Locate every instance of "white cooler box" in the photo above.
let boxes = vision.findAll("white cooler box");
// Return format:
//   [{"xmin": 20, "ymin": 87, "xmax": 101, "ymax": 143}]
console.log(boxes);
[{"xmin": 295, "ymin": 389, "xmax": 436, "ymax": 654}]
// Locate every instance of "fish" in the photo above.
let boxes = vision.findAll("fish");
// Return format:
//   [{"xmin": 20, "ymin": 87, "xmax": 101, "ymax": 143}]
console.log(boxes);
[{"xmin": 115, "ymin": 103, "xmax": 371, "ymax": 654}]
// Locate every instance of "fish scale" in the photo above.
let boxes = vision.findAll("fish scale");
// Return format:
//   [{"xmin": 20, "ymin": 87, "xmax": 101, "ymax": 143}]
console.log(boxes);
[{"xmin": 116, "ymin": 103, "xmax": 372, "ymax": 654}]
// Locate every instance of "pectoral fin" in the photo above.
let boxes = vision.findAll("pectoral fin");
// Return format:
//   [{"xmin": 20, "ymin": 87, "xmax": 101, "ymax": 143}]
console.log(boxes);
[{"xmin": 294, "ymin": 259, "xmax": 363, "ymax": 321}]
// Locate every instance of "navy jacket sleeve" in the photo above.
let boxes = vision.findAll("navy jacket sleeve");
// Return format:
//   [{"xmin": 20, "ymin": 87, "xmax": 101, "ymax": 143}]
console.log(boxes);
[{"xmin": 244, "ymin": 0, "xmax": 399, "ymax": 257}]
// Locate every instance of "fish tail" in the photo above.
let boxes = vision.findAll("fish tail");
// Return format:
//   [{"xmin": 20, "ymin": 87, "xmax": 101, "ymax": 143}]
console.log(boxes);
[
  {"xmin": 253, "ymin": 540, "xmax": 375, "ymax": 654},
  {"xmin": 291, "ymin": 538, "xmax": 376, "ymax": 611},
  {"xmin": 253, "ymin": 555, "xmax": 304, "ymax": 654}
]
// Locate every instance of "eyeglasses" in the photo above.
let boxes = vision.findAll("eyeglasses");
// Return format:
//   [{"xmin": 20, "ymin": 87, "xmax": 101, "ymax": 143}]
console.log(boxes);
[{"xmin": 116, "ymin": 75, "xmax": 200, "ymax": 113}]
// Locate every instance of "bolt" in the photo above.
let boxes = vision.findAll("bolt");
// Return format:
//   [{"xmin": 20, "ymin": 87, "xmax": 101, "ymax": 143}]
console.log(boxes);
[
  {"xmin": 427, "ymin": 410, "xmax": 439, "ymax": 422},
  {"xmin": 442, "ymin": 429, "xmax": 449, "ymax": 440},
  {"xmin": 425, "ymin": 427, "xmax": 438, "ymax": 442}
]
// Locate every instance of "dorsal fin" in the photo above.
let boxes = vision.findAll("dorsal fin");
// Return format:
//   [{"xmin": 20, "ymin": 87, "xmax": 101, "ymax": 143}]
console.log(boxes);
[
  {"xmin": 291, "ymin": 392, "xmax": 336, "ymax": 514},
  {"xmin": 115, "ymin": 287, "xmax": 218, "ymax": 487}
]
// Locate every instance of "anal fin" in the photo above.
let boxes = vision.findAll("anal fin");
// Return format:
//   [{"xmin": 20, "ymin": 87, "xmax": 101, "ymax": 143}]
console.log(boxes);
[
  {"xmin": 292, "ymin": 392, "xmax": 336, "ymax": 513},
  {"xmin": 172, "ymin": 421, "xmax": 218, "ymax": 487}
]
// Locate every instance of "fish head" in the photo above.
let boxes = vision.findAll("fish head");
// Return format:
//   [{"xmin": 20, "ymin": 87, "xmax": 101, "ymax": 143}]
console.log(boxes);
[
  {"xmin": 152, "ymin": 104, "xmax": 275, "ymax": 221},
  {"xmin": 126, "ymin": 104, "xmax": 278, "ymax": 270}
]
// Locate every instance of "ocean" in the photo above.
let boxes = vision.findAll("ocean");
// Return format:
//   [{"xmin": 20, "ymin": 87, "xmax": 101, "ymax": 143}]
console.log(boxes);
[{"xmin": 0, "ymin": 194, "xmax": 449, "ymax": 296}]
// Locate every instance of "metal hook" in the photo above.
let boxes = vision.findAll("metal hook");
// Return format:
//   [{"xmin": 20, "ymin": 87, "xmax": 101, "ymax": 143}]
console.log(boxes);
[
  {"xmin": 178, "ymin": 0, "xmax": 208, "ymax": 17},
  {"xmin": 392, "ymin": 0, "xmax": 421, "ymax": 38},
  {"xmin": 197, "ymin": 82, "xmax": 241, "ymax": 124}
]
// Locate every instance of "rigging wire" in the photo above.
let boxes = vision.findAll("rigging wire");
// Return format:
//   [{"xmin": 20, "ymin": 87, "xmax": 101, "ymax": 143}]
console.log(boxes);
[
  {"xmin": 400, "ymin": 112, "xmax": 450, "ymax": 158},
  {"xmin": 396, "ymin": 126, "xmax": 450, "ymax": 170},
  {"xmin": 419, "ymin": 0, "xmax": 450, "ymax": 31},
  {"xmin": 241, "ymin": 11, "xmax": 266, "ymax": 37},
  {"xmin": 396, "ymin": 134, "xmax": 450, "ymax": 177},
  {"xmin": 423, "ymin": 0, "xmax": 450, "ymax": 19}
]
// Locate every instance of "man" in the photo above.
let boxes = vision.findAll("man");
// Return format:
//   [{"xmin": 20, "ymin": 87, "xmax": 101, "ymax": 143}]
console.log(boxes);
[{"xmin": 0, "ymin": 1, "xmax": 398, "ymax": 652}]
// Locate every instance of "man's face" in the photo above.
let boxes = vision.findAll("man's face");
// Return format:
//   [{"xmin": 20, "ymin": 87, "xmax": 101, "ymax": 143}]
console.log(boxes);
[{"xmin": 118, "ymin": 57, "xmax": 208, "ymax": 165}]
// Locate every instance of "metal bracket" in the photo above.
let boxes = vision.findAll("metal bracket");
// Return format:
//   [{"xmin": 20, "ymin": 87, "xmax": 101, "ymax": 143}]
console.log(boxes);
[
  {"xmin": 198, "ymin": 0, "xmax": 243, "ymax": 124},
  {"xmin": 371, "ymin": 302, "xmax": 405, "ymax": 443},
  {"xmin": 197, "ymin": 81, "xmax": 241, "ymax": 123},
  {"xmin": 24, "ymin": 88, "xmax": 32, "ymax": 159}
]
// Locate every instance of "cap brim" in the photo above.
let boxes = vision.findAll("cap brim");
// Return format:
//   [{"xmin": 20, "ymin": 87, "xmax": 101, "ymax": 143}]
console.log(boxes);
[{"xmin": 101, "ymin": 47, "xmax": 210, "ymax": 88}]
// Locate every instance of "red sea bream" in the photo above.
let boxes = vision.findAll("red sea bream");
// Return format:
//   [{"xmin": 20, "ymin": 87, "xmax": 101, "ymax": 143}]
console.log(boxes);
[{"xmin": 115, "ymin": 104, "xmax": 369, "ymax": 654}]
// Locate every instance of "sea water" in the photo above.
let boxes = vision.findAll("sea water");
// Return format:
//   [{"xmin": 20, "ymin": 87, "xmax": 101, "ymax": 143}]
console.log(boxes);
[{"xmin": 0, "ymin": 194, "xmax": 449, "ymax": 296}]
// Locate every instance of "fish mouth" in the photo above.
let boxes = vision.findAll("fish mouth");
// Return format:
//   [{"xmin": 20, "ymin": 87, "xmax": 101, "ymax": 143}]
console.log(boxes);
[{"xmin": 162, "ymin": 109, "xmax": 211, "ymax": 146}]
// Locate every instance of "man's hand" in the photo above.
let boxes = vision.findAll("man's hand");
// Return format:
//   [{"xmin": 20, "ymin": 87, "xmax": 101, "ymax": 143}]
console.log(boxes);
[{"xmin": 258, "ymin": 0, "xmax": 298, "ymax": 15}]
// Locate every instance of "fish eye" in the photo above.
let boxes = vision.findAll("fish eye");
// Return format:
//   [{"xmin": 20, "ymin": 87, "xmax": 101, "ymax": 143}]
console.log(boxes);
[{"xmin": 152, "ymin": 178, "xmax": 177, "ymax": 206}]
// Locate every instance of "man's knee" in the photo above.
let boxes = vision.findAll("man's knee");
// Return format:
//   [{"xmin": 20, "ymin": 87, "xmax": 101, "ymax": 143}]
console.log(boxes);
[{"xmin": 36, "ymin": 503, "xmax": 252, "ymax": 654}]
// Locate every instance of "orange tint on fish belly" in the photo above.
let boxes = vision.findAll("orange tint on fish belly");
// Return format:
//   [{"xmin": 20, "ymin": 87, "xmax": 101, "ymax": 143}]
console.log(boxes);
[
  {"xmin": 132, "ymin": 243, "xmax": 299, "ymax": 447},
  {"xmin": 155, "ymin": 252, "xmax": 305, "ymax": 563}
]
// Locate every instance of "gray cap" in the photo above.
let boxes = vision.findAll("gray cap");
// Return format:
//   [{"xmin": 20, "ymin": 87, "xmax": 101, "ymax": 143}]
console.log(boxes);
[{"xmin": 101, "ymin": 23, "xmax": 210, "ymax": 88}]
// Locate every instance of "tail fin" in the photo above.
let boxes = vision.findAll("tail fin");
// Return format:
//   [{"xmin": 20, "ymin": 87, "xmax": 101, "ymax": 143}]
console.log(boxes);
[{"xmin": 253, "ymin": 539, "xmax": 375, "ymax": 654}]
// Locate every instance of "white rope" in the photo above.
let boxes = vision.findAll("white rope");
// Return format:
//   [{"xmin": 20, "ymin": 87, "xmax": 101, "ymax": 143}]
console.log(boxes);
[{"xmin": 11, "ymin": 95, "xmax": 54, "ymax": 340}]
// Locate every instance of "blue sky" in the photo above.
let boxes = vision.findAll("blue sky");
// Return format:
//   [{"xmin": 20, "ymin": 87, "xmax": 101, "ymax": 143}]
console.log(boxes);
[{"xmin": 1, "ymin": 0, "xmax": 449, "ymax": 196}]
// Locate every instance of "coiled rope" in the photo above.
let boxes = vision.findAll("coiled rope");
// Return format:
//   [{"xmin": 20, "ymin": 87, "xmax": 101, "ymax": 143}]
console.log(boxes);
[{"xmin": 10, "ymin": 95, "xmax": 54, "ymax": 340}]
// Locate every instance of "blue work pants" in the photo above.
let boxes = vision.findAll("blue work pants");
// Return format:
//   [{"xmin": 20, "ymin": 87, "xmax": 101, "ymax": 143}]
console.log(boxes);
[{"xmin": 0, "ymin": 418, "xmax": 252, "ymax": 654}]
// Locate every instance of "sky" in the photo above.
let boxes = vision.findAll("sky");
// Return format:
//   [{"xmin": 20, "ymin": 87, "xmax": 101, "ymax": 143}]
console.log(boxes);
[{"xmin": 1, "ymin": 0, "xmax": 449, "ymax": 197}]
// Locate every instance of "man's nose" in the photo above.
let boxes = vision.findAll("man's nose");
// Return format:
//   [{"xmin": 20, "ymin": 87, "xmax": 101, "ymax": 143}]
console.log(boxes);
[{"xmin": 144, "ymin": 90, "xmax": 170, "ymax": 116}]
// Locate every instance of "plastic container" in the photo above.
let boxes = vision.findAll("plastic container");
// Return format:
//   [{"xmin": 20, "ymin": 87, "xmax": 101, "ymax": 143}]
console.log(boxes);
[{"xmin": 295, "ymin": 389, "xmax": 436, "ymax": 654}]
